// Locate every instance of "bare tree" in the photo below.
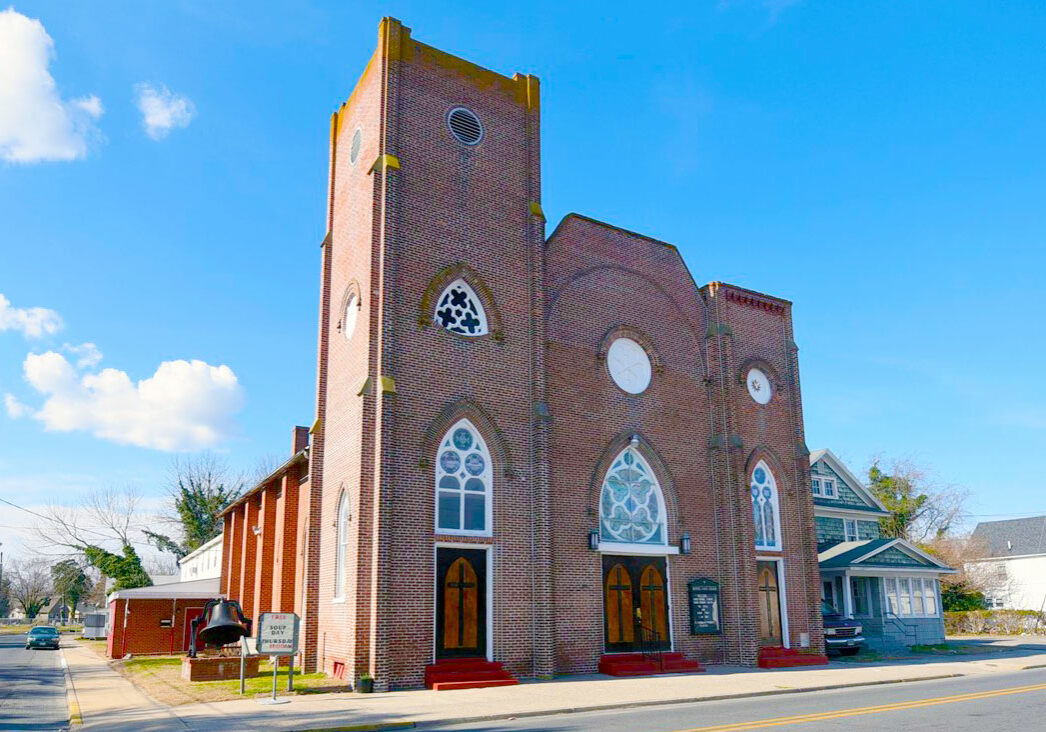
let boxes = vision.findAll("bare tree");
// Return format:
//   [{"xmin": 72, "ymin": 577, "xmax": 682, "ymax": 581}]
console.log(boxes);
[
  {"xmin": 33, "ymin": 486, "xmax": 154, "ymax": 591},
  {"xmin": 925, "ymin": 533, "xmax": 1014, "ymax": 609},
  {"xmin": 34, "ymin": 485, "xmax": 145, "ymax": 554},
  {"xmin": 9, "ymin": 559, "xmax": 51, "ymax": 619}
]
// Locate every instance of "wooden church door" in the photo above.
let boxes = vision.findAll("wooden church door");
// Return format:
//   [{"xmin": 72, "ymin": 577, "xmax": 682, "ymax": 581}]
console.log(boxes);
[
  {"xmin": 436, "ymin": 548, "xmax": 487, "ymax": 658},
  {"xmin": 603, "ymin": 555, "xmax": 669, "ymax": 652},
  {"xmin": 757, "ymin": 561, "xmax": 782, "ymax": 646}
]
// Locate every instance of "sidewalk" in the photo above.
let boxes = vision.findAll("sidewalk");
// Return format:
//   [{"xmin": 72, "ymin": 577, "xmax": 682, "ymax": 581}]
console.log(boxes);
[{"xmin": 64, "ymin": 639, "xmax": 1046, "ymax": 732}]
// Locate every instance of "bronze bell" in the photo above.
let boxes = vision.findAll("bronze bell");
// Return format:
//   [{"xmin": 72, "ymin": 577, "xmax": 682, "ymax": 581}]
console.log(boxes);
[{"xmin": 198, "ymin": 600, "xmax": 249, "ymax": 648}]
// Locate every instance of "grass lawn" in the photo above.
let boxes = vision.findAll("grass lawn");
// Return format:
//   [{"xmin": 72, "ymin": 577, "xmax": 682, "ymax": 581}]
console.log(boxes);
[
  {"xmin": 113, "ymin": 655, "xmax": 350, "ymax": 706},
  {"xmin": 0, "ymin": 624, "xmax": 82, "ymax": 635}
]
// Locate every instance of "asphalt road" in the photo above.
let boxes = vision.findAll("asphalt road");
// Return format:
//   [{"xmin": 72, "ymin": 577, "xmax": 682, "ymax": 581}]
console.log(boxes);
[
  {"xmin": 0, "ymin": 632, "xmax": 70, "ymax": 731},
  {"xmin": 432, "ymin": 666, "xmax": 1046, "ymax": 732}
]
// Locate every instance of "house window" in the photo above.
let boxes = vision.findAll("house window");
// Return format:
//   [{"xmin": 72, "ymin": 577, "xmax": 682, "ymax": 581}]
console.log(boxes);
[
  {"xmin": 844, "ymin": 519, "xmax": 858, "ymax": 542},
  {"xmin": 822, "ymin": 580, "xmax": 836, "ymax": 608},
  {"xmin": 851, "ymin": 577, "xmax": 870, "ymax": 616},
  {"xmin": 434, "ymin": 279, "xmax": 488, "ymax": 336},
  {"xmin": 599, "ymin": 447, "xmax": 666, "ymax": 545},
  {"xmin": 884, "ymin": 577, "xmax": 939, "ymax": 618},
  {"xmin": 334, "ymin": 491, "xmax": 349, "ymax": 600},
  {"xmin": 750, "ymin": 461, "xmax": 782, "ymax": 551},
  {"xmin": 435, "ymin": 419, "xmax": 492, "ymax": 535},
  {"xmin": 812, "ymin": 478, "xmax": 822, "ymax": 496},
  {"xmin": 822, "ymin": 478, "xmax": 836, "ymax": 498}
]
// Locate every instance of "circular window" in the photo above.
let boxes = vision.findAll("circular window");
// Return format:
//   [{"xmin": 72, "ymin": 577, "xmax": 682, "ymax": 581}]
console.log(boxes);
[
  {"xmin": 447, "ymin": 107, "xmax": 483, "ymax": 146},
  {"xmin": 606, "ymin": 337, "xmax": 652, "ymax": 394},
  {"xmin": 343, "ymin": 292, "xmax": 359, "ymax": 340},
  {"xmin": 746, "ymin": 367, "xmax": 772, "ymax": 405},
  {"xmin": 349, "ymin": 128, "xmax": 362, "ymax": 166}
]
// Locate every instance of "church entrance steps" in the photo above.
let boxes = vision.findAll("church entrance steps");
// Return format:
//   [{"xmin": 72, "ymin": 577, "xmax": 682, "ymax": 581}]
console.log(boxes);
[
  {"xmin": 424, "ymin": 658, "xmax": 520, "ymax": 691},
  {"xmin": 598, "ymin": 652, "xmax": 706, "ymax": 677},
  {"xmin": 757, "ymin": 646, "xmax": 829, "ymax": 668}
]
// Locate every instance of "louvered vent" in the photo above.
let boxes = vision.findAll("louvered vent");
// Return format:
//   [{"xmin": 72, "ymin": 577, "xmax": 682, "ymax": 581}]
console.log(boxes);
[
  {"xmin": 349, "ymin": 128, "xmax": 362, "ymax": 165},
  {"xmin": 447, "ymin": 107, "xmax": 483, "ymax": 145}
]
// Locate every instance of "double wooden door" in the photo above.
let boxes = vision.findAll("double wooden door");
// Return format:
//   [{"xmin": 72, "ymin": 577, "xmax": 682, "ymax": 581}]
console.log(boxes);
[
  {"xmin": 436, "ymin": 548, "xmax": 487, "ymax": 659},
  {"xmin": 603, "ymin": 555, "xmax": 670, "ymax": 652}
]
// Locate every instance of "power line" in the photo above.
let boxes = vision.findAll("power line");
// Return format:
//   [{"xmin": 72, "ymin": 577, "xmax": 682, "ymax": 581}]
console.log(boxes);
[{"xmin": 0, "ymin": 496, "xmax": 115, "ymax": 540}]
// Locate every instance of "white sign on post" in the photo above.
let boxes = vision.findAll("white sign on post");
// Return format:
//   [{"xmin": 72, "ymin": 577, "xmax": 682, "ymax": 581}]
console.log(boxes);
[{"xmin": 257, "ymin": 612, "xmax": 299, "ymax": 656}]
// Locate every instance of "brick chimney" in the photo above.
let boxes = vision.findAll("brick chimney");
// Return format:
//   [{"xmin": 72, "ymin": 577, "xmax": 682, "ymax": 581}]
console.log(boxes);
[{"xmin": 292, "ymin": 425, "xmax": 310, "ymax": 455}]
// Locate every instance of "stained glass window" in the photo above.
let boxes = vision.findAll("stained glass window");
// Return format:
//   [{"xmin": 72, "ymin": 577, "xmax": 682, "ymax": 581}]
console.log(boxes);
[
  {"xmin": 435, "ymin": 419, "xmax": 492, "ymax": 535},
  {"xmin": 751, "ymin": 461, "xmax": 781, "ymax": 550},
  {"xmin": 599, "ymin": 447, "xmax": 666, "ymax": 545},
  {"xmin": 434, "ymin": 279, "xmax": 488, "ymax": 336}
]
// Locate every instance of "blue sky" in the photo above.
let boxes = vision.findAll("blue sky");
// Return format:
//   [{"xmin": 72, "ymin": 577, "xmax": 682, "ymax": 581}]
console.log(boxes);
[{"xmin": 2, "ymin": 1, "xmax": 1045, "ymax": 559}]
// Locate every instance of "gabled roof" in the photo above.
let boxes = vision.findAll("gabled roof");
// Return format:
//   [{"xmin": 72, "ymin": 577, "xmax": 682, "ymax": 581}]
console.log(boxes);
[
  {"xmin": 818, "ymin": 537, "xmax": 955, "ymax": 572},
  {"xmin": 971, "ymin": 516, "xmax": 1046, "ymax": 558},
  {"xmin": 809, "ymin": 448, "xmax": 889, "ymax": 514}
]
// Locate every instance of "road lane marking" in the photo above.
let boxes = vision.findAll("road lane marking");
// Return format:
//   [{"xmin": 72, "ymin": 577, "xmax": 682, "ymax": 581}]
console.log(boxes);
[{"xmin": 660, "ymin": 681, "xmax": 1046, "ymax": 731}]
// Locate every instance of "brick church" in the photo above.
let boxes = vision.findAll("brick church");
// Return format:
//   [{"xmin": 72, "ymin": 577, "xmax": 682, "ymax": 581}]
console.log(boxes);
[{"xmin": 218, "ymin": 17, "xmax": 826, "ymax": 691}]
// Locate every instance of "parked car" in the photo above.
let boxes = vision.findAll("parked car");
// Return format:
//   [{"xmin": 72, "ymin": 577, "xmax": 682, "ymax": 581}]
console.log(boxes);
[
  {"xmin": 25, "ymin": 626, "xmax": 61, "ymax": 650},
  {"xmin": 821, "ymin": 601, "xmax": 863, "ymax": 656}
]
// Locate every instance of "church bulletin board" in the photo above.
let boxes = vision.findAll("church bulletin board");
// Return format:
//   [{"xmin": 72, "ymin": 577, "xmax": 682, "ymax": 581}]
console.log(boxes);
[{"xmin": 688, "ymin": 578, "xmax": 721, "ymax": 635}]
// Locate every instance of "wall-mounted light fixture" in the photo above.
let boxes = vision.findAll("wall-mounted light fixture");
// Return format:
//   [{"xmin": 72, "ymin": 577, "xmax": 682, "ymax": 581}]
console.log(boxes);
[
  {"xmin": 680, "ymin": 532, "xmax": 691, "ymax": 555},
  {"xmin": 588, "ymin": 529, "xmax": 599, "ymax": 551},
  {"xmin": 251, "ymin": 525, "xmax": 262, "ymax": 536}
]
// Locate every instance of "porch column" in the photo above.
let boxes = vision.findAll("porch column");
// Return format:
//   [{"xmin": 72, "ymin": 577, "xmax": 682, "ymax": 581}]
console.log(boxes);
[{"xmin": 842, "ymin": 571, "xmax": 854, "ymax": 617}]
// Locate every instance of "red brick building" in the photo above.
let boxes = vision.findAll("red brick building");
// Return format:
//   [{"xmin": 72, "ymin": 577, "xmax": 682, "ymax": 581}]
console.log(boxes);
[{"xmin": 222, "ymin": 17, "xmax": 825, "ymax": 690}]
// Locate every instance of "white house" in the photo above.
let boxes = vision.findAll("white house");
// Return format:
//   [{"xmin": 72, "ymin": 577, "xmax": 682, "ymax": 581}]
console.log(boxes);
[
  {"xmin": 178, "ymin": 534, "xmax": 223, "ymax": 582},
  {"xmin": 969, "ymin": 517, "xmax": 1046, "ymax": 611}
]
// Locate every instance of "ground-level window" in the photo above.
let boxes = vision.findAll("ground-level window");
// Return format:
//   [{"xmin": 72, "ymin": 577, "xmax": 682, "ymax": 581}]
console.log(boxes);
[
  {"xmin": 851, "ymin": 577, "xmax": 871, "ymax": 616},
  {"xmin": 844, "ymin": 519, "xmax": 858, "ymax": 542},
  {"xmin": 435, "ymin": 419, "xmax": 493, "ymax": 535},
  {"xmin": 884, "ymin": 576, "xmax": 939, "ymax": 617}
]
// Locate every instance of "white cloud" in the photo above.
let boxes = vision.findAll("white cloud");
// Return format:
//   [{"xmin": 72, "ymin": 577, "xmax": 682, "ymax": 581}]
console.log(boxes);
[
  {"xmin": 0, "ymin": 293, "xmax": 63, "ymax": 338},
  {"xmin": 0, "ymin": 8, "xmax": 103, "ymax": 163},
  {"xmin": 21, "ymin": 351, "xmax": 244, "ymax": 451},
  {"xmin": 135, "ymin": 83, "xmax": 195, "ymax": 140},
  {"xmin": 4, "ymin": 393, "xmax": 29, "ymax": 418},
  {"xmin": 63, "ymin": 341, "xmax": 102, "ymax": 368}
]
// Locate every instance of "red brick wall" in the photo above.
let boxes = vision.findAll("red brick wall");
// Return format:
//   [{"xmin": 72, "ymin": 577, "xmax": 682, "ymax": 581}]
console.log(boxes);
[
  {"xmin": 106, "ymin": 598, "xmax": 208, "ymax": 657},
  {"xmin": 314, "ymin": 18, "xmax": 547, "ymax": 690}
]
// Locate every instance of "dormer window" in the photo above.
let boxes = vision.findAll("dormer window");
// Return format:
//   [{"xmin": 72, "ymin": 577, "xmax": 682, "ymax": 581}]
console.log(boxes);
[
  {"xmin": 822, "ymin": 478, "xmax": 836, "ymax": 498},
  {"xmin": 812, "ymin": 477, "xmax": 822, "ymax": 496}
]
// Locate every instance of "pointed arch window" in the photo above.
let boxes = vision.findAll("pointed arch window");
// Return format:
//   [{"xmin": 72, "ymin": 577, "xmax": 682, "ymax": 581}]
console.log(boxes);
[
  {"xmin": 434, "ymin": 279, "xmax": 488, "ymax": 336},
  {"xmin": 599, "ymin": 447, "xmax": 667, "ymax": 545},
  {"xmin": 334, "ymin": 491, "xmax": 349, "ymax": 600},
  {"xmin": 751, "ymin": 461, "xmax": 782, "ymax": 551},
  {"xmin": 435, "ymin": 419, "xmax": 493, "ymax": 535}
]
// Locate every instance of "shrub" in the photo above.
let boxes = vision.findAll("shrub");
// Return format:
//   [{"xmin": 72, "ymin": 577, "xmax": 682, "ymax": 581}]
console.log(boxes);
[{"xmin": 945, "ymin": 609, "xmax": 1046, "ymax": 635}]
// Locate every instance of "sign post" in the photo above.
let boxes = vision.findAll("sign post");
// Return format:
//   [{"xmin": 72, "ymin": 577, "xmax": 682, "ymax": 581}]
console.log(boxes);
[
  {"xmin": 255, "ymin": 612, "xmax": 300, "ymax": 705},
  {"xmin": 687, "ymin": 578, "xmax": 721, "ymax": 635}
]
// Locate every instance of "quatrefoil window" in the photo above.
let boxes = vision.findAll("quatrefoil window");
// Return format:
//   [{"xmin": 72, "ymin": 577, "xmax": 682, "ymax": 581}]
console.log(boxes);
[{"xmin": 434, "ymin": 279, "xmax": 488, "ymax": 337}]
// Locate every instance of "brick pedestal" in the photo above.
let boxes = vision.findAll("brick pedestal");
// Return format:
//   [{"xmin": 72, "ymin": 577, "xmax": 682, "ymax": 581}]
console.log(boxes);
[{"xmin": 181, "ymin": 655, "xmax": 261, "ymax": 681}]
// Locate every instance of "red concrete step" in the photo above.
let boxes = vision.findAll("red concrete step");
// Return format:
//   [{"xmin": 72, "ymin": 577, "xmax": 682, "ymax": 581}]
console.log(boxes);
[
  {"xmin": 431, "ymin": 678, "xmax": 520, "ymax": 691},
  {"xmin": 598, "ymin": 653, "xmax": 706, "ymax": 677},
  {"xmin": 424, "ymin": 658, "xmax": 519, "ymax": 691},
  {"xmin": 757, "ymin": 646, "xmax": 828, "ymax": 668}
]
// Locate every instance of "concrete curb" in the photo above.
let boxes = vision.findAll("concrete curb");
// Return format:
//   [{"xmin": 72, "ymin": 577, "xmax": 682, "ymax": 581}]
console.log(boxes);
[
  {"xmin": 287, "ymin": 672, "xmax": 966, "ymax": 732},
  {"xmin": 60, "ymin": 650, "xmax": 83, "ymax": 729}
]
